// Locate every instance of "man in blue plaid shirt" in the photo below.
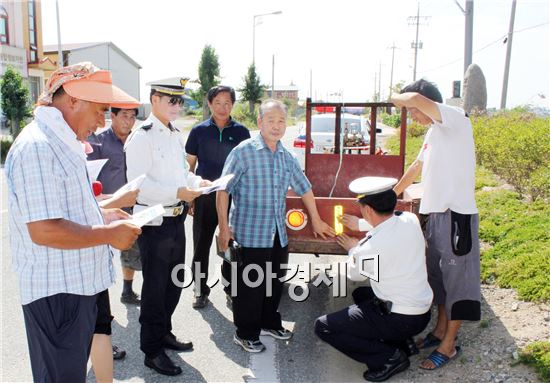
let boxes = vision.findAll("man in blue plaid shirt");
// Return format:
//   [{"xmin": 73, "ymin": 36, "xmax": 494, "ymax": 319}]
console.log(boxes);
[{"xmin": 217, "ymin": 99, "xmax": 334, "ymax": 353}]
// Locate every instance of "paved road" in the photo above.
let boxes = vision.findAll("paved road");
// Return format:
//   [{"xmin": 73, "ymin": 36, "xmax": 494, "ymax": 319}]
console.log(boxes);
[{"xmin": 0, "ymin": 124, "xmax": 373, "ymax": 383}]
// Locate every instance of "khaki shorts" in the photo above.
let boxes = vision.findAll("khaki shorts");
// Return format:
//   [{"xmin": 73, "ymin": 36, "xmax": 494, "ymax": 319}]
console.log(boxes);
[{"xmin": 121, "ymin": 242, "xmax": 142, "ymax": 271}]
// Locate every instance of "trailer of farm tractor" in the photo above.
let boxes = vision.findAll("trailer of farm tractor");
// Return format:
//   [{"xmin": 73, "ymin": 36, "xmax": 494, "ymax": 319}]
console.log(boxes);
[{"xmin": 285, "ymin": 99, "xmax": 420, "ymax": 255}]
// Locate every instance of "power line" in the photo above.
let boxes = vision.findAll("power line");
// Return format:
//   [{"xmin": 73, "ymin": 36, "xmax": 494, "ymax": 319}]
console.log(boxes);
[{"xmin": 418, "ymin": 20, "xmax": 549, "ymax": 75}]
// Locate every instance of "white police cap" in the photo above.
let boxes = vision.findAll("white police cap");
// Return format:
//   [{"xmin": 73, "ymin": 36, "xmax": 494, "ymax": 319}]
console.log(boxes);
[
  {"xmin": 349, "ymin": 176, "xmax": 398, "ymax": 199},
  {"xmin": 146, "ymin": 77, "xmax": 189, "ymax": 96}
]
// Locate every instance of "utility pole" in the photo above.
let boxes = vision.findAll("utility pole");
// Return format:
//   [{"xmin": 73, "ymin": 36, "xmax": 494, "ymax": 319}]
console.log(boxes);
[
  {"xmin": 454, "ymin": 0, "xmax": 474, "ymax": 74},
  {"xmin": 373, "ymin": 72, "xmax": 378, "ymax": 101},
  {"xmin": 271, "ymin": 54, "xmax": 275, "ymax": 98},
  {"xmin": 464, "ymin": 0, "xmax": 474, "ymax": 74},
  {"xmin": 501, "ymin": 0, "xmax": 516, "ymax": 109},
  {"xmin": 378, "ymin": 62, "xmax": 382, "ymax": 100},
  {"xmin": 408, "ymin": 3, "xmax": 430, "ymax": 81},
  {"xmin": 388, "ymin": 43, "xmax": 398, "ymax": 99},
  {"xmin": 55, "ymin": 0, "xmax": 63, "ymax": 67},
  {"xmin": 309, "ymin": 69, "xmax": 313, "ymax": 99}
]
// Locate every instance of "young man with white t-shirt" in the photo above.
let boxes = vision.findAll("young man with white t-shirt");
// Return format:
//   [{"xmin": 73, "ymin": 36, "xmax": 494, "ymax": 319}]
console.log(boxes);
[{"xmin": 392, "ymin": 79, "xmax": 480, "ymax": 371}]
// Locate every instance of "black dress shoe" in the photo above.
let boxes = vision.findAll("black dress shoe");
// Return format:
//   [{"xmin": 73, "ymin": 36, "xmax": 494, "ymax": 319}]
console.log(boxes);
[
  {"xmin": 144, "ymin": 352, "xmax": 182, "ymax": 376},
  {"xmin": 112, "ymin": 345, "xmax": 127, "ymax": 360},
  {"xmin": 364, "ymin": 349, "xmax": 410, "ymax": 382},
  {"xmin": 404, "ymin": 337, "xmax": 419, "ymax": 356},
  {"xmin": 162, "ymin": 333, "xmax": 193, "ymax": 351},
  {"xmin": 120, "ymin": 291, "xmax": 141, "ymax": 305},
  {"xmin": 192, "ymin": 294, "xmax": 209, "ymax": 309}
]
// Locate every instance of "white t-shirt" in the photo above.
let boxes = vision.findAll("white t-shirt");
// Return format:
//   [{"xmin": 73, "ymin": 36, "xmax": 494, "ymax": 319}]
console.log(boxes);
[
  {"xmin": 348, "ymin": 212, "xmax": 433, "ymax": 314},
  {"xmin": 417, "ymin": 103, "xmax": 478, "ymax": 214}
]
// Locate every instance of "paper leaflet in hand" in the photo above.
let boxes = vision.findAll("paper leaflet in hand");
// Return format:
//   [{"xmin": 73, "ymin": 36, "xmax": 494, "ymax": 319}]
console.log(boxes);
[
  {"xmin": 196, "ymin": 174, "xmax": 234, "ymax": 195},
  {"xmin": 111, "ymin": 174, "xmax": 146, "ymax": 199},
  {"xmin": 122, "ymin": 204, "xmax": 164, "ymax": 228}
]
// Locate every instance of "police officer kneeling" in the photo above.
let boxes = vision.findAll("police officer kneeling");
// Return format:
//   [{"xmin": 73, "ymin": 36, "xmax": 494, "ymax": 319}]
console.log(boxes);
[{"xmin": 314, "ymin": 177, "xmax": 433, "ymax": 382}]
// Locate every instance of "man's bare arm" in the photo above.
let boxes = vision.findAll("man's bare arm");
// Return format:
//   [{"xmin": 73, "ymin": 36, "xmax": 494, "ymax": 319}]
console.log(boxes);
[
  {"xmin": 216, "ymin": 190, "xmax": 233, "ymax": 251},
  {"xmin": 394, "ymin": 160, "xmax": 422, "ymax": 196},
  {"xmin": 27, "ymin": 219, "xmax": 141, "ymax": 250},
  {"xmin": 187, "ymin": 154, "xmax": 198, "ymax": 173},
  {"xmin": 391, "ymin": 93, "xmax": 442, "ymax": 123}
]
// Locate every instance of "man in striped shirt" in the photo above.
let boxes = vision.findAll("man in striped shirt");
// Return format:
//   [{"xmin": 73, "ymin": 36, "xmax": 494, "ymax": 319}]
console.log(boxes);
[
  {"xmin": 217, "ymin": 99, "xmax": 334, "ymax": 353},
  {"xmin": 5, "ymin": 62, "xmax": 141, "ymax": 382}
]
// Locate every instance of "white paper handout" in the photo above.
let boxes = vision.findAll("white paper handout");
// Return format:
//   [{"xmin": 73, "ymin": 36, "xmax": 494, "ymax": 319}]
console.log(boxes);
[
  {"xmin": 196, "ymin": 174, "xmax": 234, "ymax": 195},
  {"xmin": 112, "ymin": 174, "xmax": 146, "ymax": 198},
  {"xmin": 123, "ymin": 204, "xmax": 164, "ymax": 228},
  {"xmin": 86, "ymin": 159, "xmax": 108, "ymax": 181}
]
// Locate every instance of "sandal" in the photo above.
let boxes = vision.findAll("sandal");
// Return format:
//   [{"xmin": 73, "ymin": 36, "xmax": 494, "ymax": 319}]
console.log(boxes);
[
  {"xmin": 416, "ymin": 332, "xmax": 442, "ymax": 349},
  {"xmin": 419, "ymin": 346, "xmax": 461, "ymax": 370}
]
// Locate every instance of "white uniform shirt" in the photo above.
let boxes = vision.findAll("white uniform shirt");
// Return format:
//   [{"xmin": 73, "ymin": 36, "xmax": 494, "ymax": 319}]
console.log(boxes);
[
  {"xmin": 348, "ymin": 212, "xmax": 433, "ymax": 315},
  {"xmin": 417, "ymin": 103, "xmax": 478, "ymax": 214},
  {"xmin": 125, "ymin": 113, "xmax": 203, "ymax": 207}
]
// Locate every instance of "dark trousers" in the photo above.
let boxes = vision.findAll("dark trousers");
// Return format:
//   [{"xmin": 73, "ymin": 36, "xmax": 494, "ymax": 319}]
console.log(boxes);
[
  {"xmin": 315, "ymin": 287, "xmax": 430, "ymax": 371},
  {"xmin": 233, "ymin": 232, "xmax": 289, "ymax": 341},
  {"xmin": 22, "ymin": 293, "xmax": 98, "ymax": 383},
  {"xmin": 192, "ymin": 192, "xmax": 232, "ymax": 296},
  {"xmin": 138, "ymin": 214, "xmax": 187, "ymax": 357}
]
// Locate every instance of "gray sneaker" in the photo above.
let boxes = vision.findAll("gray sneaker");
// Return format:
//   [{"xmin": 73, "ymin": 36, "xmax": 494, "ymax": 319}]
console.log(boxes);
[
  {"xmin": 260, "ymin": 328, "xmax": 293, "ymax": 340},
  {"xmin": 233, "ymin": 334, "xmax": 266, "ymax": 353}
]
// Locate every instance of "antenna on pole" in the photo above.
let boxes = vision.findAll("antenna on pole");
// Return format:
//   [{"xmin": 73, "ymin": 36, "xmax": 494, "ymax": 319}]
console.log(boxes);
[{"xmin": 407, "ymin": 3, "xmax": 430, "ymax": 81}]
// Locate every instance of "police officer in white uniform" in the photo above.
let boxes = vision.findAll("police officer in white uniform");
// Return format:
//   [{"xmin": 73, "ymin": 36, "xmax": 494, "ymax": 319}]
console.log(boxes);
[
  {"xmin": 314, "ymin": 177, "xmax": 433, "ymax": 382},
  {"xmin": 125, "ymin": 78, "xmax": 209, "ymax": 376}
]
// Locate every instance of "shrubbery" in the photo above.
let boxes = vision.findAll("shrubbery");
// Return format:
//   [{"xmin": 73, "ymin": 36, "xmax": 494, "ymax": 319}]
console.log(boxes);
[
  {"xmin": 472, "ymin": 110, "xmax": 549, "ymax": 201},
  {"xmin": 231, "ymin": 101, "xmax": 258, "ymax": 130},
  {"xmin": 381, "ymin": 112, "xmax": 400, "ymax": 128},
  {"xmin": 1, "ymin": 136, "xmax": 13, "ymax": 164},
  {"xmin": 518, "ymin": 341, "xmax": 550, "ymax": 382},
  {"xmin": 477, "ymin": 189, "xmax": 550, "ymax": 301}
]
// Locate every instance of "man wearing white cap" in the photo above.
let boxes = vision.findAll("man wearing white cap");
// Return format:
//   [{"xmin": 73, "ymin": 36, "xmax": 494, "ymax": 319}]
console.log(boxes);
[
  {"xmin": 392, "ymin": 79, "xmax": 480, "ymax": 371},
  {"xmin": 125, "ymin": 77, "xmax": 210, "ymax": 376},
  {"xmin": 315, "ymin": 177, "xmax": 433, "ymax": 382},
  {"xmin": 5, "ymin": 62, "xmax": 142, "ymax": 382}
]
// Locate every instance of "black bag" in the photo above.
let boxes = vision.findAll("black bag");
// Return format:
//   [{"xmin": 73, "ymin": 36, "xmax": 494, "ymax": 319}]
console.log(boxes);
[
  {"xmin": 216, "ymin": 236, "xmax": 243, "ymax": 265},
  {"xmin": 450, "ymin": 211, "xmax": 473, "ymax": 256}
]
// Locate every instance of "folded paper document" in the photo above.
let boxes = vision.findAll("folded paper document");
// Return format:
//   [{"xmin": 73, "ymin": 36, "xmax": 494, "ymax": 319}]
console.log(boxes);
[
  {"xmin": 196, "ymin": 174, "xmax": 234, "ymax": 195},
  {"xmin": 123, "ymin": 204, "xmax": 164, "ymax": 228}
]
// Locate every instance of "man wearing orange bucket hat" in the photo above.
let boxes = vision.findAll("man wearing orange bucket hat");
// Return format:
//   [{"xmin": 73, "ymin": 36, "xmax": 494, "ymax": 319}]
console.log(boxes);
[{"xmin": 5, "ymin": 62, "xmax": 142, "ymax": 382}]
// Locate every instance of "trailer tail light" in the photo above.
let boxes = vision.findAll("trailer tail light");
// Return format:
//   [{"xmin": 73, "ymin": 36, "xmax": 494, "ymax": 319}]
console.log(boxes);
[
  {"xmin": 293, "ymin": 135, "xmax": 313, "ymax": 149},
  {"xmin": 334, "ymin": 205, "xmax": 344, "ymax": 235},
  {"xmin": 286, "ymin": 209, "xmax": 308, "ymax": 230}
]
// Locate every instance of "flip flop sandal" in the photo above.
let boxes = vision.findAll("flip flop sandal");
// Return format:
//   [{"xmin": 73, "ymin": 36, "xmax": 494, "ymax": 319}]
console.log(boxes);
[
  {"xmin": 419, "ymin": 346, "xmax": 461, "ymax": 370},
  {"xmin": 416, "ymin": 332, "xmax": 442, "ymax": 349}
]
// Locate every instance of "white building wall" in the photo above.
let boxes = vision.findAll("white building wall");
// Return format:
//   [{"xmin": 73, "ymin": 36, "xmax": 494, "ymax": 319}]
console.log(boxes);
[
  {"xmin": 67, "ymin": 44, "xmax": 109, "ymax": 69},
  {"xmin": 107, "ymin": 45, "xmax": 139, "ymax": 101}
]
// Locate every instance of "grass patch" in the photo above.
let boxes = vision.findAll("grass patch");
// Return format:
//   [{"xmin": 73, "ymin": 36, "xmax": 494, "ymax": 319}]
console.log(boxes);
[
  {"xmin": 477, "ymin": 189, "xmax": 550, "ymax": 301},
  {"xmin": 518, "ymin": 341, "xmax": 550, "ymax": 382}
]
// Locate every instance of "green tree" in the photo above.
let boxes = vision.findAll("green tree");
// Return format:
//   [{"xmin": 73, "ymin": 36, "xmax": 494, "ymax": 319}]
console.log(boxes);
[
  {"xmin": 1, "ymin": 66, "xmax": 31, "ymax": 137},
  {"xmin": 196, "ymin": 45, "xmax": 220, "ymax": 120},
  {"xmin": 240, "ymin": 64, "xmax": 264, "ymax": 115}
]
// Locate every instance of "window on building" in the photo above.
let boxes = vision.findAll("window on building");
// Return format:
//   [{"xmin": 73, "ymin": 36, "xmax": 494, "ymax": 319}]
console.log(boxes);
[
  {"xmin": 28, "ymin": 1, "xmax": 37, "ymax": 63},
  {"xmin": 0, "ymin": 6, "xmax": 8, "ymax": 45},
  {"xmin": 28, "ymin": 76, "xmax": 41, "ymax": 103}
]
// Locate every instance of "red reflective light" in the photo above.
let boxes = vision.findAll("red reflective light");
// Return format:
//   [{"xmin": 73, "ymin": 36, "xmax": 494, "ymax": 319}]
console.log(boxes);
[{"xmin": 293, "ymin": 138, "xmax": 314, "ymax": 148}]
